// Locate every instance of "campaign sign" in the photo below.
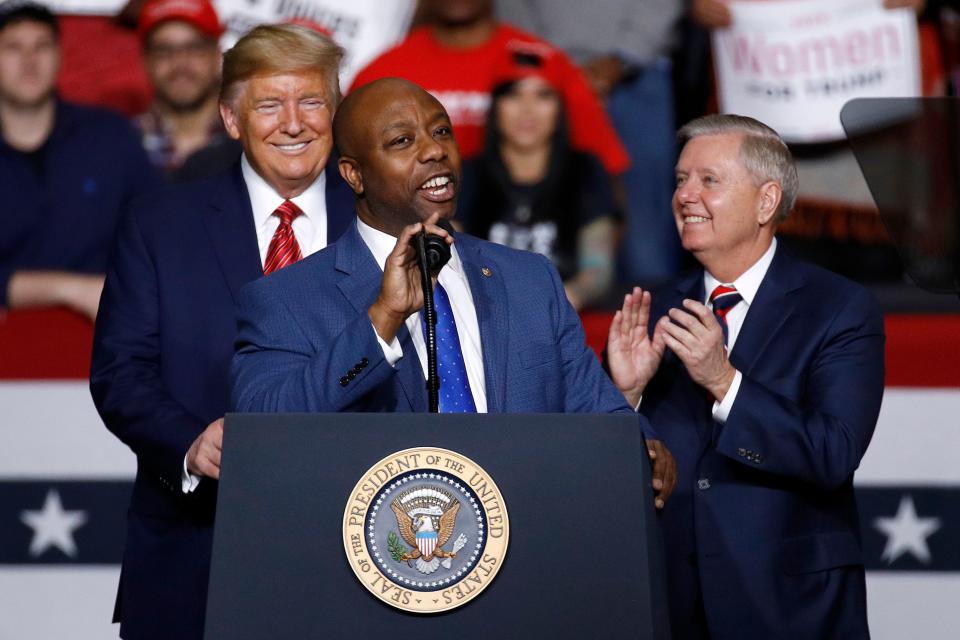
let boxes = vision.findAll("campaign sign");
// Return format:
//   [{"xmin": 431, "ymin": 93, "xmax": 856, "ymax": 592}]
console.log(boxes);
[{"xmin": 713, "ymin": 0, "xmax": 920, "ymax": 143}]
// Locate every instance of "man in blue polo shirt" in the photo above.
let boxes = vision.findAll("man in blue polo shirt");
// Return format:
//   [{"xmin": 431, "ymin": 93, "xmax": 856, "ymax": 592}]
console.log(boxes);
[{"xmin": 0, "ymin": 1, "xmax": 158, "ymax": 320}]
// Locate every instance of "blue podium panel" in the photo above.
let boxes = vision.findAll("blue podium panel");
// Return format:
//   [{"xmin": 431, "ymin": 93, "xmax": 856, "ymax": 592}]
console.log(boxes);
[{"xmin": 205, "ymin": 413, "xmax": 669, "ymax": 639}]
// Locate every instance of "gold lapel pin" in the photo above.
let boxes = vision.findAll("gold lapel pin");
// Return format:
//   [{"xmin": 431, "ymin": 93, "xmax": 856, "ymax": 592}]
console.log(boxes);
[{"xmin": 481, "ymin": 267, "xmax": 492, "ymax": 277}]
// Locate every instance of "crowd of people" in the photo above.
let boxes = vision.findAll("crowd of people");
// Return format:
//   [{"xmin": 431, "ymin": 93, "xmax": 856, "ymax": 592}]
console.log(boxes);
[
  {"xmin": 2, "ymin": 0, "xmax": 954, "ymax": 321},
  {"xmin": 0, "ymin": 0, "xmax": 939, "ymax": 638}
]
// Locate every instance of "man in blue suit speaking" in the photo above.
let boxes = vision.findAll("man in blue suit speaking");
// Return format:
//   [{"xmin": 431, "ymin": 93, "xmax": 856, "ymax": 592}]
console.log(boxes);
[
  {"xmin": 607, "ymin": 115, "xmax": 885, "ymax": 639},
  {"xmin": 231, "ymin": 78, "xmax": 675, "ymax": 503},
  {"xmin": 90, "ymin": 24, "xmax": 354, "ymax": 640}
]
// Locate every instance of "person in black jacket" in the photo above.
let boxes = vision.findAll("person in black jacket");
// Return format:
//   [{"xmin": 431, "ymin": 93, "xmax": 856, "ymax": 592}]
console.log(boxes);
[
  {"xmin": 0, "ymin": 1, "xmax": 159, "ymax": 320},
  {"xmin": 457, "ymin": 45, "xmax": 619, "ymax": 310}
]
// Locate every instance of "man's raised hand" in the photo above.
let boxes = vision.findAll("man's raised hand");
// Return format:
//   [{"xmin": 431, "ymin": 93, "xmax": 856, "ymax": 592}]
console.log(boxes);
[
  {"xmin": 659, "ymin": 299, "xmax": 736, "ymax": 402},
  {"xmin": 607, "ymin": 287, "xmax": 666, "ymax": 407},
  {"xmin": 368, "ymin": 212, "xmax": 453, "ymax": 343}
]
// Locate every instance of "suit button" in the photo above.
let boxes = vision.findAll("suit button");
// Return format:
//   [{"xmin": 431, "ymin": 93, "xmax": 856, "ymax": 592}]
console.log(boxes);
[
  {"xmin": 738, "ymin": 448, "xmax": 746, "ymax": 457},
  {"xmin": 347, "ymin": 371, "xmax": 357, "ymax": 380},
  {"xmin": 339, "ymin": 377, "xmax": 349, "ymax": 386},
  {"xmin": 360, "ymin": 357, "xmax": 369, "ymax": 366},
  {"xmin": 755, "ymin": 454, "xmax": 763, "ymax": 464},
  {"xmin": 697, "ymin": 478, "xmax": 711, "ymax": 490},
  {"xmin": 352, "ymin": 366, "xmax": 362, "ymax": 375}
]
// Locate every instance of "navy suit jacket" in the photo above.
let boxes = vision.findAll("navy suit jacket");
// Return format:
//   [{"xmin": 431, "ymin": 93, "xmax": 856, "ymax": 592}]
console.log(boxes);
[
  {"xmin": 231, "ymin": 223, "xmax": 637, "ymax": 419},
  {"xmin": 90, "ymin": 161, "xmax": 353, "ymax": 640},
  {"xmin": 641, "ymin": 247, "xmax": 884, "ymax": 639}
]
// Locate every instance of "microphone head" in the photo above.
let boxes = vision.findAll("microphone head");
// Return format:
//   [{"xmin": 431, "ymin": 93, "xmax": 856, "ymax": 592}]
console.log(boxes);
[
  {"xmin": 424, "ymin": 235, "xmax": 452, "ymax": 271},
  {"xmin": 423, "ymin": 218, "xmax": 454, "ymax": 271}
]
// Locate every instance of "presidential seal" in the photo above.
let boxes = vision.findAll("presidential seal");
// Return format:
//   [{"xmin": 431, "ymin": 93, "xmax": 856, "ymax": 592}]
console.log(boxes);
[{"xmin": 342, "ymin": 447, "xmax": 509, "ymax": 613}]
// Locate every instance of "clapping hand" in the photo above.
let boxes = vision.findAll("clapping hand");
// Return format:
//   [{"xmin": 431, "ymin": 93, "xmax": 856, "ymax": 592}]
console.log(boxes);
[
  {"xmin": 658, "ymin": 299, "xmax": 736, "ymax": 402},
  {"xmin": 607, "ymin": 287, "xmax": 666, "ymax": 407}
]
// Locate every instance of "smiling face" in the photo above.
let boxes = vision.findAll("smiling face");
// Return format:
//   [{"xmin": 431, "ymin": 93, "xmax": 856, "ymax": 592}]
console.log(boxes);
[
  {"xmin": 494, "ymin": 76, "xmax": 559, "ymax": 153},
  {"xmin": 673, "ymin": 133, "xmax": 779, "ymax": 280},
  {"xmin": 220, "ymin": 70, "xmax": 334, "ymax": 198},
  {"xmin": 338, "ymin": 80, "xmax": 461, "ymax": 236}
]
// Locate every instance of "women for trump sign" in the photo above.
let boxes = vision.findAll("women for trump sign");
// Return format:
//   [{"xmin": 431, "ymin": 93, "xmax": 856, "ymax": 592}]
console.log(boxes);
[{"xmin": 713, "ymin": 0, "xmax": 920, "ymax": 143}]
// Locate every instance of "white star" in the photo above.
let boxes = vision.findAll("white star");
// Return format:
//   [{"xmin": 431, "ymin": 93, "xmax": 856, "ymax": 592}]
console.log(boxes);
[
  {"xmin": 874, "ymin": 495, "xmax": 941, "ymax": 564},
  {"xmin": 20, "ymin": 490, "xmax": 88, "ymax": 558}
]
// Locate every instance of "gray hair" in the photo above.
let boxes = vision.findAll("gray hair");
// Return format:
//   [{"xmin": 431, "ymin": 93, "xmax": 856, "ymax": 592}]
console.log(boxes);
[
  {"xmin": 677, "ymin": 114, "xmax": 799, "ymax": 222},
  {"xmin": 220, "ymin": 24, "xmax": 343, "ymax": 108}
]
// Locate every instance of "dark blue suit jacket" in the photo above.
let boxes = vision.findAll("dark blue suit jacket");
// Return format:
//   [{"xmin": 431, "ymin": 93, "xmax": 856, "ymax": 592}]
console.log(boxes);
[
  {"xmin": 90, "ymin": 161, "xmax": 353, "ymax": 640},
  {"xmin": 231, "ymin": 223, "xmax": 637, "ymax": 418},
  {"xmin": 641, "ymin": 247, "xmax": 884, "ymax": 639},
  {"xmin": 0, "ymin": 100, "xmax": 159, "ymax": 305}
]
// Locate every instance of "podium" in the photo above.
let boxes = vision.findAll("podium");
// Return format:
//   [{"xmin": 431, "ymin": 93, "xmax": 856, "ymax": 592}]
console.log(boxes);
[{"xmin": 205, "ymin": 413, "xmax": 670, "ymax": 638}]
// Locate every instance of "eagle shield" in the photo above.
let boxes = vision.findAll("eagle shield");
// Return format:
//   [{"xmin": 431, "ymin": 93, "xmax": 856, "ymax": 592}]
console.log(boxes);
[{"xmin": 390, "ymin": 486, "xmax": 463, "ymax": 573}]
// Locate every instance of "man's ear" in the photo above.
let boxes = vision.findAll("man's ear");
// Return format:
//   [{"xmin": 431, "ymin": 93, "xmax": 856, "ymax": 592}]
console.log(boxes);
[
  {"xmin": 219, "ymin": 102, "xmax": 241, "ymax": 141},
  {"xmin": 757, "ymin": 181, "xmax": 781, "ymax": 226},
  {"xmin": 338, "ymin": 156, "xmax": 364, "ymax": 195}
]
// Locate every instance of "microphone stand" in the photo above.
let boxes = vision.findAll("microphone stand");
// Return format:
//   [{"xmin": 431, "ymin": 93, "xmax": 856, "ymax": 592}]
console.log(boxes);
[{"xmin": 416, "ymin": 232, "xmax": 440, "ymax": 413}]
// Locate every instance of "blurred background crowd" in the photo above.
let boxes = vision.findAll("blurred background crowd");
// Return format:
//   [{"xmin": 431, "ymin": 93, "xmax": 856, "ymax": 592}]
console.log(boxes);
[{"xmin": 3, "ymin": 0, "xmax": 959, "ymax": 323}]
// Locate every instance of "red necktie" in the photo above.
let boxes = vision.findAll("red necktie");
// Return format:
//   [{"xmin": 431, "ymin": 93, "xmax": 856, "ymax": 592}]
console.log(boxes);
[
  {"xmin": 263, "ymin": 200, "xmax": 304, "ymax": 275},
  {"xmin": 709, "ymin": 284, "xmax": 743, "ymax": 346}
]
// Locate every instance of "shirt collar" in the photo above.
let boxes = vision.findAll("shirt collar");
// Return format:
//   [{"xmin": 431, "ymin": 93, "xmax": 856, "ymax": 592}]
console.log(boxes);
[
  {"xmin": 355, "ymin": 217, "xmax": 463, "ymax": 277},
  {"xmin": 704, "ymin": 237, "xmax": 777, "ymax": 307},
  {"xmin": 242, "ymin": 153, "xmax": 326, "ymax": 229}
]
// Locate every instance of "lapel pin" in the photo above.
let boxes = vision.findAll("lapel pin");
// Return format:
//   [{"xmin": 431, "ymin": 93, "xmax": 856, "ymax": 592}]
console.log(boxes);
[{"xmin": 481, "ymin": 267, "xmax": 492, "ymax": 277}]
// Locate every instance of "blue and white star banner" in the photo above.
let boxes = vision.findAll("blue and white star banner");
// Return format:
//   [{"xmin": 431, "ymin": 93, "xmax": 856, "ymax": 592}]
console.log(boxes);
[{"xmin": 1, "ymin": 313, "xmax": 958, "ymax": 639}]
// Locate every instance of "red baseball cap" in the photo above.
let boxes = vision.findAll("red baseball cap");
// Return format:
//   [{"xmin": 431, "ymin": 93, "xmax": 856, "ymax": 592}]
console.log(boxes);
[
  {"xmin": 490, "ymin": 40, "xmax": 567, "ymax": 93},
  {"xmin": 137, "ymin": 0, "xmax": 224, "ymax": 42}
]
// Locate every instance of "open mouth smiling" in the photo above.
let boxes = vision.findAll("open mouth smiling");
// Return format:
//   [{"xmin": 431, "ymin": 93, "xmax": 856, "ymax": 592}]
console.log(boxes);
[
  {"xmin": 418, "ymin": 174, "xmax": 455, "ymax": 201},
  {"xmin": 272, "ymin": 141, "xmax": 311, "ymax": 153}
]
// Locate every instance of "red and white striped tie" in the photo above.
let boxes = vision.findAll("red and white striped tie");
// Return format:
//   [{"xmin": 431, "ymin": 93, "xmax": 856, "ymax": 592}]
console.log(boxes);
[{"xmin": 263, "ymin": 199, "xmax": 304, "ymax": 275}]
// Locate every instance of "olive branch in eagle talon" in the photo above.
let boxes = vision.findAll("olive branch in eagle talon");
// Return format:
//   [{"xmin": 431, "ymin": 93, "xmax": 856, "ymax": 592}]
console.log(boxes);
[{"xmin": 387, "ymin": 532, "xmax": 406, "ymax": 562}]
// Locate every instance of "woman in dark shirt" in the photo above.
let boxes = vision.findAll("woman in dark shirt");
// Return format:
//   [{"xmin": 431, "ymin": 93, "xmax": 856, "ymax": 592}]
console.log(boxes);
[{"xmin": 458, "ymin": 47, "xmax": 618, "ymax": 310}]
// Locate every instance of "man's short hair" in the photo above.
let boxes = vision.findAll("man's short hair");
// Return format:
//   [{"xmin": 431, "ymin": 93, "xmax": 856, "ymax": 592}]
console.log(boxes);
[
  {"xmin": 220, "ymin": 24, "xmax": 343, "ymax": 108},
  {"xmin": 0, "ymin": 0, "xmax": 59, "ymax": 37},
  {"xmin": 678, "ymin": 114, "xmax": 799, "ymax": 222}
]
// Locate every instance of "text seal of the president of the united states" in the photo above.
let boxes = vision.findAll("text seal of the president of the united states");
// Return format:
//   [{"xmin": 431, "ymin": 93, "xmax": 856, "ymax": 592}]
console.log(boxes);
[{"xmin": 343, "ymin": 447, "xmax": 509, "ymax": 613}]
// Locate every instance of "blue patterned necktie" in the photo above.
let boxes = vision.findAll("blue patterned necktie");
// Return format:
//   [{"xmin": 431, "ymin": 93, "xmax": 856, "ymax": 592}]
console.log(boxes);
[
  {"xmin": 421, "ymin": 282, "xmax": 477, "ymax": 413},
  {"xmin": 710, "ymin": 284, "xmax": 743, "ymax": 346}
]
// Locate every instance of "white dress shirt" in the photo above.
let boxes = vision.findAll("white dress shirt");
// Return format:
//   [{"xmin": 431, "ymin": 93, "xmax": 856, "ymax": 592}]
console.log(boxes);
[
  {"xmin": 707, "ymin": 238, "xmax": 778, "ymax": 422},
  {"xmin": 242, "ymin": 154, "xmax": 328, "ymax": 265},
  {"xmin": 357, "ymin": 218, "xmax": 488, "ymax": 413},
  {"xmin": 182, "ymin": 157, "xmax": 332, "ymax": 492}
]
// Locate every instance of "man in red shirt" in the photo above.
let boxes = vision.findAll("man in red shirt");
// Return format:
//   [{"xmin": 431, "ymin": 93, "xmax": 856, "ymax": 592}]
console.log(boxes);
[{"xmin": 350, "ymin": 0, "xmax": 628, "ymax": 177}]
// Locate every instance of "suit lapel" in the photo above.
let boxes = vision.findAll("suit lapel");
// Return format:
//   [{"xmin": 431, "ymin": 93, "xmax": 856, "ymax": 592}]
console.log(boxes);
[
  {"xmin": 668, "ymin": 272, "xmax": 717, "ymax": 446},
  {"xmin": 334, "ymin": 225, "xmax": 427, "ymax": 413},
  {"xmin": 200, "ymin": 164, "xmax": 263, "ymax": 304},
  {"xmin": 457, "ymin": 236, "xmax": 508, "ymax": 413},
  {"xmin": 664, "ymin": 270, "xmax": 705, "ymax": 370},
  {"xmin": 674, "ymin": 270, "xmax": 705, "ymax": 310},
  {"xmin": 730, "ymin": 247, "xmax": 804, "ymax": 375}
]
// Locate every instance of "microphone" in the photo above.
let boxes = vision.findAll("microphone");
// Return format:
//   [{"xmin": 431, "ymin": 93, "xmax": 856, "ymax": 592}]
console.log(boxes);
[
  {"xmin": 414, "ymin": 218, "xmax": 453, "ymax": 413},
  {"xmin": 418, "ymin": 219, "xmax": 453, "ymax": 272}
]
